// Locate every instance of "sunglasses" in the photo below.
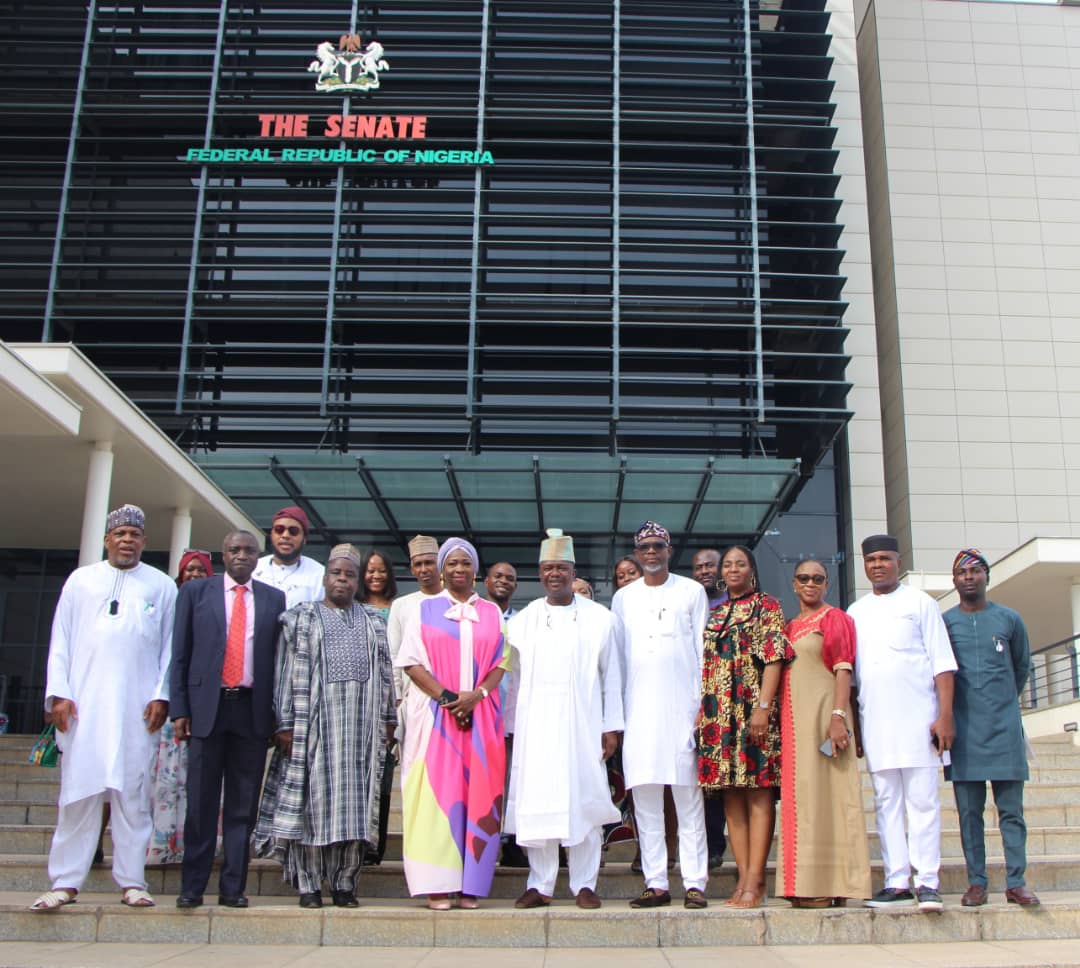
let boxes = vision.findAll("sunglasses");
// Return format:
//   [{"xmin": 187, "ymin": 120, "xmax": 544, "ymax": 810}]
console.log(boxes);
[
  {"xmin": 272, "ymin": 524, "xmax": 303, "ymax": 537},
  {"xmin": 637, "ymin": 541, "xmax": 669, "ymax": 552},
  {"xmin": 794, "ymin": 573, "xmax": 827, "ymax": 585}
]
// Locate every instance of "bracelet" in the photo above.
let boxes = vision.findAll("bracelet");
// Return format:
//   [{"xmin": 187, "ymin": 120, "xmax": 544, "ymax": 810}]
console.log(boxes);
[
  {"xmin": 831, "ymin": 708, "xmax": 847, "ymax": 720},
  {"xmin": 478, "ymin": 686, "xmax": 489, "ymax": 699}
]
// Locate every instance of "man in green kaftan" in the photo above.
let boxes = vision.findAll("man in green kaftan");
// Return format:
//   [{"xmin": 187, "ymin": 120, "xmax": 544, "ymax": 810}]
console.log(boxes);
[{"xmin": 943, "ymin": 549, "xmax": 1038, "ymax": 908}]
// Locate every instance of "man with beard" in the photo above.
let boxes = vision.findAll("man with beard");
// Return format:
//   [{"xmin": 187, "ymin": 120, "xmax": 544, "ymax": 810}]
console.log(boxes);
[
  {"xmin": 507, "ymin": 529, "xmax": 623, "ymax": 909},
  {"xmin": 32, "ymin": 505, "xmax": 176, "ymax": 911},
  {"xmin": 613, "ymin": 520, "xmax": 709, "ymax": 909},
  {"xmin": 252, "ymin": 505, "xmax": 324, "ymax": 607}
]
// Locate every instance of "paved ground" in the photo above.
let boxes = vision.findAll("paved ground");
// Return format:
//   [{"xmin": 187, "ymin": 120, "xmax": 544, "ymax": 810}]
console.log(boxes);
[{"xmin": 1, "ymin": 940, "xmax": 1079, "ymax": 968}]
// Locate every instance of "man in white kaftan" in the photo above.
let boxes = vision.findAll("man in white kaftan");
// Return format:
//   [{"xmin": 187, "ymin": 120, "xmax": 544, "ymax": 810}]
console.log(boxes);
[
  {"xmin": 33, "ymin": 504, "xmax": 176, "ymax": 911},
  {"xmin": 386, "ymin": 535, "xmax": 442, "ymax": 718},
  {"xmin": 252, "ymin": 505, "xmax": 324, "ymax": 608},
  {"xmin": 848, "ymin": 534, "xmax": 957, "ymax": 912},
  {"xmin": 611, "ymin": 520, "xmax": 709, "ymax": 908},
  {"xmin": 505, "ymin": 529, "xmax": 623, "ymax": 909}
]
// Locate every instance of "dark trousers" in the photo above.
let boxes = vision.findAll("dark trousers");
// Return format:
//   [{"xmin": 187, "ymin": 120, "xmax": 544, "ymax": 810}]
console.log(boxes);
[
  {"xmin": 370, "ymin": 747, "xmax": 397, "ymax": 864},
  {"xmin": 181, "ymin": 690, "xmax": 268, "ymax": 899},
  {"xmin": 705, "ymin": 794, "xmax": 727, "ymax": 862},
  {"xmin": 953, "ymin": 779, "xmax": 1027, "ymax": 889}
]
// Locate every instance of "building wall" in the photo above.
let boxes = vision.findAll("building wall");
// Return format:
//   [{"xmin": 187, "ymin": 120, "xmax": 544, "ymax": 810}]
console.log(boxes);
[
  {"xmin": 830, "ymin": 0, "xmax": 890, "ymax": 598},
  {"xmin": 857, "ymin": 0, "xmax": 1080, "ymax": 573}
]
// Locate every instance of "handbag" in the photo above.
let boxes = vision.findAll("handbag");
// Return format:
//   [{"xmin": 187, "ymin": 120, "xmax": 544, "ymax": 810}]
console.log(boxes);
[{"xmin": 28, "ymin": 722, "xmax": 59, "ymax": 767}]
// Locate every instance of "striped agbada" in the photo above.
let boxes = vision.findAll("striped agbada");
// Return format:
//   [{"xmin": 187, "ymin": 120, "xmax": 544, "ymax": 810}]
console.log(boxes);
[{"xmin": 253, "ymin": 601, "xmax": 395, "ymax": 893}]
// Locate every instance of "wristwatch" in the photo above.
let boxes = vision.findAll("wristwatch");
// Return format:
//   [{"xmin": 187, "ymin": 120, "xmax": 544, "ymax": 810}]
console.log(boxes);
[
  {"xmin": 831, "ymin": 708, "xmax": 847, "ymax": 720},
  {"xmin": 757, "ymin": 700, "xmax": 769, "ymax": 709},
  {"xmin": 478, "ymin": 686, "xmax": 489, "ymax": 699}
]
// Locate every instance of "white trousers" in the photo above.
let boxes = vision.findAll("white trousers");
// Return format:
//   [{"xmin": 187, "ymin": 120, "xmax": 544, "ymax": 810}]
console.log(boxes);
[
  {"xmin": 48, "ymin": 788, "xmax": 152, "ymax": 892},
  {"xmin": 526, "ymin": 827, "xmax": 602, "ymax": 897},
  {"xmin": 870, "ymin": 766, "xmax": 941, "ymax": 890},
  {"xmin": 633, "ymin": 783, "xmax": 707, "ymax": 892}
]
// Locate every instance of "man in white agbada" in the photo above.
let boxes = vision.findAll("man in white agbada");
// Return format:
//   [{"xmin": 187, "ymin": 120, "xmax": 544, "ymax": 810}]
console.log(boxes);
[
  {"xmin": 848, "ymin": 533, "xmax": 957, "ymax": 913},
  {"xmin": 32, "ymin": 504, "xmax": 176, "ymax": 911},
  {"xmin": 612, "ymin": 519, "xmax": 709, "ymax": 909},
  {"xmin": 505, "ymin": 529, "xmax": 623, "ymax": 909}
]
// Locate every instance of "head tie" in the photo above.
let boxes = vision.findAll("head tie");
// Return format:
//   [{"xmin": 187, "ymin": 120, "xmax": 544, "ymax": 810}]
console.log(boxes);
[{"xmin": 437, "ymin": 537, "xmax": 480, "ymax": 573}]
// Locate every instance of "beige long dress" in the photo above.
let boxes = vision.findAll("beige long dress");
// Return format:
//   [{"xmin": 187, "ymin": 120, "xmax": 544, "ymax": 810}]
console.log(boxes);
[{"xmin": 777, "ymin": 606, "xmax": 871, "ymax": 900}]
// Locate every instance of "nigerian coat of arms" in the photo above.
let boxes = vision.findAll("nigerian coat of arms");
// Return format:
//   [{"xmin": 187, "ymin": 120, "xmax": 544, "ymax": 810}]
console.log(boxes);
[{"xmin": 307, "ymin": 35, "xmax": 389, "ymax": 92}]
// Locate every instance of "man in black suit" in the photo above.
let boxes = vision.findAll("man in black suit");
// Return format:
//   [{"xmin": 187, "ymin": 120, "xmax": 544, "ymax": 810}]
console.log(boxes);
[{"xmin": 170, "ymin": 530, "xmax": 286, "ymax": 908}]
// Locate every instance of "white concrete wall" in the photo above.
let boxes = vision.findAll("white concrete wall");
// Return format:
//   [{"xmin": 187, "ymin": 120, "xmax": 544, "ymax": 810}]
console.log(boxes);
[
  {"xmin": 856, "ymin": 0, "xmax": 1080, "ymax": 574},
  {"xmin": 830, "ymin": 0, "xmax": 891, "ymax": 599}
]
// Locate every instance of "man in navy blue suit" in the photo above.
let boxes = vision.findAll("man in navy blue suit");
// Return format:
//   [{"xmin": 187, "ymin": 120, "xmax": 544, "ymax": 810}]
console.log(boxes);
[{"xmin": 169, "ymin": 530, "xmax": 286, "ymax": 908}]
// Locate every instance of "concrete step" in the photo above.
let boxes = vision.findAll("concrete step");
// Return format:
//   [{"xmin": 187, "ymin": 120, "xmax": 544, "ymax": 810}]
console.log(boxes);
[
  {"xmin": 1, "ymin": 853, "xmax": 1078, "ymax": 898},
  {"xmin": 2, "ymin": 889, "xmax": 1078, "ymax": 948},
  {"xmin": 4, "ymin": 822, "xmax": 1077, "ymax": 864}
]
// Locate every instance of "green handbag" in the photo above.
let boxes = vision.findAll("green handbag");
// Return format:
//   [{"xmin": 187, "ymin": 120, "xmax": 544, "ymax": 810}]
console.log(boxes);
[{"xmin": 28, "ymin": 723, "xmax": 59, "ymax": 767}]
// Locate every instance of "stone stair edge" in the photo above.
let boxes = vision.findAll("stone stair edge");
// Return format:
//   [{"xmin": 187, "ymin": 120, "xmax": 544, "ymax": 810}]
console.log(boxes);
[{"xmin": 2, "ymin": 890, "xmax": 1078, "ymax": 948}]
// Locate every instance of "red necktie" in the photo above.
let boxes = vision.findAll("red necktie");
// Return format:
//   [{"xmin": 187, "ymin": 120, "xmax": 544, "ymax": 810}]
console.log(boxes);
[{"xmin": 223, "ymin": 585, "xmax": 247, "ymax": 687}]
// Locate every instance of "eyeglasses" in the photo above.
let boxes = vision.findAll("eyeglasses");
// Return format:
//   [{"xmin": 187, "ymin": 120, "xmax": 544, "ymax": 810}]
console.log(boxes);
[
  {"xmin": 637, "ymin": 541, "xmax": 669, "ymax": 552},
  {"xmin": 272, "ymin": 525, "xmax": 303, "ymax": 537},
  {"xmin": 794, "ymin": 573, "xmax": 827, "ymax": 585}
]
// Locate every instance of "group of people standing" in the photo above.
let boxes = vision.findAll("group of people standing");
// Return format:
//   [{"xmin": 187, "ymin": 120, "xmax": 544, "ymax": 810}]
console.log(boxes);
[{"xmin": 30, "ymin": 503, "xmax": 1038, "ymax": 917}]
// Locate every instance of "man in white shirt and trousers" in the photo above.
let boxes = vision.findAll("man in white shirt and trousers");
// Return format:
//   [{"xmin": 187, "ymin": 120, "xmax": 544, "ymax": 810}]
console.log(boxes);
[
  {"xmin": 506, "ymin": 528, "xmax": 623, "ymax": 909},
  {"xmin": 252, "ymin": 505, "xmax": 324, "ymax": 608},
  {"xmin": 32, "ymin": 504, "xmax": 176, "ymax": 911},
  {"xmin": 848, "ymin": 533, "xmax": 957, "ymax": 912},
  {"xmin": 612, "ymin": 520, "xmax": 709, "ymax": 909}
]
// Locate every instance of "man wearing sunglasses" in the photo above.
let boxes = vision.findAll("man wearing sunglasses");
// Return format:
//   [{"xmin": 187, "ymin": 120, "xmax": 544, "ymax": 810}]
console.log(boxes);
[
  {"xmin": 612, "ymin": 520, "xmax": 709, "ymax": 909},
  {"xmin": 252, "ymin": 505, "xmax": 324, "ymax": 608}
]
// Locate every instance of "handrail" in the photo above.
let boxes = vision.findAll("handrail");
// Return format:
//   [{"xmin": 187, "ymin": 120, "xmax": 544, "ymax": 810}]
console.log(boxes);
[{"xmin": 1024, "ymin": 634, "xmax": 1080, "ymax": 710}]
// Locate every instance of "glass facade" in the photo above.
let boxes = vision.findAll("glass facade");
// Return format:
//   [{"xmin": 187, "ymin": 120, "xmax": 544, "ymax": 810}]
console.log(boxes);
[{"xmin": 1, "ymin": 0, "xmax": 851, "ymax": 585}]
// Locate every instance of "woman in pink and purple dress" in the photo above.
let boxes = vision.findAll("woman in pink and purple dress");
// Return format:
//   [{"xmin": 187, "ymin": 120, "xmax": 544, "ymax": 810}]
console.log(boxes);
[{"xmin": 395, "ymin": 538, "xmax": 509, "ymax": 910}]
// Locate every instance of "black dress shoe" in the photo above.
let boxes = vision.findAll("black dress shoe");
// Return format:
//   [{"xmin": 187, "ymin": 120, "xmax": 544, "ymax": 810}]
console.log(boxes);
[
  {"xmin": 331, "ymin": 890, "xmax": 359, "ymax": 908},
  {"xmin": 299, "ymin": 892, "xmax": 323, "ymax": 908},
  {"xmin": 176, "ymin": 895, "xmax": 203, "ymax": 909},
  {"xmin": 217, "ymin": 895, "xmax": 249, "ymax": 908}
]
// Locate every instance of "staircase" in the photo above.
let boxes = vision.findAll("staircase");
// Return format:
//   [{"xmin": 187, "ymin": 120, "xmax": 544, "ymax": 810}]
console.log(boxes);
[{"xmin": 1, "ymin": 732, "xmax": 1079, "ymax": 947}]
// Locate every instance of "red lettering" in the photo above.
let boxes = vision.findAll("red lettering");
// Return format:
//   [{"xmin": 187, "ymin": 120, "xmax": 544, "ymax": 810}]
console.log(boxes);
[
  {"xmin": 375, "ymin": 116, "xmax": 395, "ymax": 138},
  {"xmin": 352, "ymin": 116, "xmax": 376, "ymax": 139},
  {"xmin": 257, "ymin": 114, "xmax": 312, "ymax": 138},
  {"xmin": 324, "ymin": 115, "xmax": 341, "ymax": 137},
  {"xmin": 413, "ymin": 116, "xmax": 427, "ymax": 139}
]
